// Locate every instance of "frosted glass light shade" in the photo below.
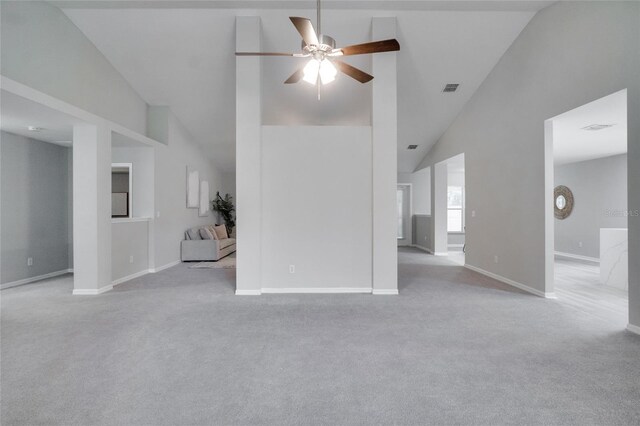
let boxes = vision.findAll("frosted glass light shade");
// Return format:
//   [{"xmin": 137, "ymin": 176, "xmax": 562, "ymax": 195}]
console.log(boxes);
[
  {"xmin": 303, "ymin": 59, "xmax": 320, "ymax": 84},
  {"xmin": 319, "ymin": 59, "xmax": 337, "ymax": 84}
]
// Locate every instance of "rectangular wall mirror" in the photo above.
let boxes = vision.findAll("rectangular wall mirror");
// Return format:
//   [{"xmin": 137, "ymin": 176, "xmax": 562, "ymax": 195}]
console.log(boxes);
[{"xmin": 112, "ymin": 163, "xmax": 132, "ymax": 218}]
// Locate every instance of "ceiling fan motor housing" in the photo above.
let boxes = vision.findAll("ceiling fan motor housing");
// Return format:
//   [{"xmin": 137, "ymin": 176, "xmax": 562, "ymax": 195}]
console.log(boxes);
[{"xmin": 302, "ymin": 34, "xmax": 336, "ymax": 58}]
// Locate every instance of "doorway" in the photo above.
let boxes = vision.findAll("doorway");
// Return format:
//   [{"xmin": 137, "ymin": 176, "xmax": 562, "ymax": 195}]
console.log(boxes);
[
  {"xmin": 544, "ymin": 89, "xmax": 628, "ymax": 325},
  {"xmin": 432, "ymin": 153, "xmax": 466, "ymax": 265},
  {"xmin": 397, "ymin": 184, "xmax": 412, "ymax": 246}
]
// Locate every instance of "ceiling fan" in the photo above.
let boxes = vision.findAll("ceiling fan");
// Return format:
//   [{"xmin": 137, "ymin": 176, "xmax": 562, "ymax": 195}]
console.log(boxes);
[{"xmin": 235, "ymin": 0, "xmax": 400, "ymax": 95}]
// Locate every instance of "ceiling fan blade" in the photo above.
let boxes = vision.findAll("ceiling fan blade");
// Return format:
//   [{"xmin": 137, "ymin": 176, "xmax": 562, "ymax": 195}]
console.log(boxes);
[
  {"xmin": 290, "ymin": 17, "xmax": 319, "ymax": 46},
  {"xmin": 333, "ymin": 60, "xmax": 374, "ymax": 83},
  {"xmin": 336, "ymin": 39, "xmax": 400, "ymax": 56},
  {"xmin": 284, "ymin": 67, "xmax": 305, "ymax": 84},
  {"xmin": 236, "ymin": 52, "xmax": 297, "ymax": 56}
]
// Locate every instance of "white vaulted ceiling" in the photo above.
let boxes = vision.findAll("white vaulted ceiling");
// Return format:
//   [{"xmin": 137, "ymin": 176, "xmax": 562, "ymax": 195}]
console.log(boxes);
[{"xmin": 59, "ymin": 1, "xmax": 548, "ymax": 173}]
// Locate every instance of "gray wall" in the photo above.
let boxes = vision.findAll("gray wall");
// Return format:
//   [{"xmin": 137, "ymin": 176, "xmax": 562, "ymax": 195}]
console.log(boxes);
[
  {"xmin": 1, "ymin": 132, "xmax": 72, "ymax": 285},
  {"xmin": 555, "ymin": 154, "xmax": 627, "ymax": 259},
  {"xmin": 414, "ymin": 215, "xmax": 431, "ymax": 251},
  {"xmin": 0, "ymin": 1, "xmax": 148, "ymax": 134},
  {"xmin": 415, "ymin": 1, "xmax": 639, "ymax": 324}
]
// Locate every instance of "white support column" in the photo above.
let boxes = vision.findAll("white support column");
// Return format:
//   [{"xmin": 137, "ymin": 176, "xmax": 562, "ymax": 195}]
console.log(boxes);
[
  {"xmin": 372, "ymin": 17, "xmax": 398, "ymax": 295},
  {"xmin": 72, "ymin": 124, "xmax": 112, "ymax": 295},
  {"xmin": 235, "ymin": 16, "xmax": 262, "ymax": 295},
  {"xmin": 432, "ymin": 161, "xmax": 448, "ymax": 256},
  {"xmin": 543, "ymin": 120, "xmax": 555, "ymax": 295}
]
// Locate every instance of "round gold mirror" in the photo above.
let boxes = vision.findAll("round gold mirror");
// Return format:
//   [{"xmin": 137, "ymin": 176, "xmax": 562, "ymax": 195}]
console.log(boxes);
[{"xmin": 554, "ymin": 185, "xmax": 574, "ymax": 220}]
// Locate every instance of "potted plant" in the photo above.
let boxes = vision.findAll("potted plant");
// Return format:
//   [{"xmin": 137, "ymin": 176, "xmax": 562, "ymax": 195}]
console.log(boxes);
[{"xmin": 211, "ymin": 192, "xmax": 235, "ymax": 235}]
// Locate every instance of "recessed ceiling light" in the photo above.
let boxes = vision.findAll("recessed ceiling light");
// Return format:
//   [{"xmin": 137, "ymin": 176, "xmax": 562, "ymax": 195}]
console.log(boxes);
[
  {"xmin": 27, "ymin": 126, "xmax": 44, "ymax": 132},
  {"xmin": 407, "ymin": 145, "xmax": 418, "ymax": 150},
  {"xmin": 581, "ymin": 124, "xmax": 615, "ymax": 131},
  {"xmin": 443, "ymin": 83, "xmax": 459, "ymax": 93}
]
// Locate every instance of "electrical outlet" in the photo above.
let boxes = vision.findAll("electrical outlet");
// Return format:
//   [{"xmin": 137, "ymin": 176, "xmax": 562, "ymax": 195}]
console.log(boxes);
[
  {"xmin": 289, "ymin": 265, "xmax": 295, "ymax": 274},
  {"xmin": 129, "ymin": 256, "xmax": 134, "ymax": 264},
  {"xmin": 472, "ymin": 210, "xmax": 476, "ymax": 218},
  {"xmin": 27, "ymin": 257, "xmax": 33, "ymax": 266},
  {"xmin": 494, "ymin": 255, "xmax": 499, "ymax": 264}
]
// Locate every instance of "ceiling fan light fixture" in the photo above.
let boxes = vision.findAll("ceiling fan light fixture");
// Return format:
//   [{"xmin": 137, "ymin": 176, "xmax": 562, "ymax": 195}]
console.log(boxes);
[
  {"xmin": 319, "ymin": 59, "xmax": 337, "ymax": 84},
  {"xmin": 303, "ymin": 59, "xmax": 320, "ymax": 84}
]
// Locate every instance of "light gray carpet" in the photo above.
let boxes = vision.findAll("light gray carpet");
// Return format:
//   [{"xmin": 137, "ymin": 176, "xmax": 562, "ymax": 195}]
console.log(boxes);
[{"xmin": 2, "ymin": 247, "xmax": 639, "ymax": 425}]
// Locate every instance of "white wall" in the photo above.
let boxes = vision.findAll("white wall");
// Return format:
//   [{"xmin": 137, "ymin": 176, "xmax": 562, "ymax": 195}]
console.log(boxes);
[
  {"xmin": 555, "ymin": 154, "xmax": 627, "ymax": 259},
  {"xmin": 0, "ymin": 1, "xmax": 147, "ymax": 134},
  {"xmin": 112, "ymin": 221, "xmax": 149, "ymax": 282},
  {"xmin": 415, "ymin": 2, "xmax": 639, "ymax": 321},
  {"xmin": 397, "ymin": 168, "xmax": 431, "ymax": 216},
  {"xmin": 220, "ymin": 172, "xmax": 236, "ymax": 202},
  {"xmin": 1, "ymin": 132, "xmax": 72, "ymax": 285},
  {"xmin": 261, "ymin": 126, "xmax": 372, "ymax": 291},
  {"xmin": 153, "ymin": 112, "xmax": 222, "ymax": 269}
]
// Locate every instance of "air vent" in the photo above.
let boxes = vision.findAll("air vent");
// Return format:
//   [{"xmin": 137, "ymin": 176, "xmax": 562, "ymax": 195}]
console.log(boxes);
[
  {"xmin": 581, "ymin": 124, "xmax": 615, "ymax": 131},
  {"xmin": 407, "ymin": 145, "xmax": 418, "ymax": 150},
  {"xmin": 443, "ymin": 83, "xmax": 459, "ymax": 93}
]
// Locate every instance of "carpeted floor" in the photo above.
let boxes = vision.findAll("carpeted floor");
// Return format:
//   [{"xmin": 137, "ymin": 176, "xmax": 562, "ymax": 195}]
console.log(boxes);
[{"xmin": 1, "ymin": 247, "xmax": 639, "ymax": 425}]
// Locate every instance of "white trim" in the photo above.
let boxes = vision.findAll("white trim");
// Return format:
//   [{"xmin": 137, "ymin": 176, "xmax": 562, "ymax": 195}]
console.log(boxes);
[
  {"xmin": 411, "ymin": 244, "xmax": 432, "ymax": 254},
  {"xmin": 112, "ymin": 162, "xmax": 133, "ymax": 218},
  {"xmin": 627, "ymin": 323, "xmax": 640, "ymax": 336},
  {"xmin": 1, "ymin": 269, "xmax": 73, "ymax": 290},
  {"xmin": 434, "ymin": 252, "xmax": 448, "ymax": 256},
  {"xmin": 235, "ymin": 289, "xmax": 262, "ymax": 296},
  {"xmin": 72, "ymin": 284, "xmax": 113, "ymax": 295},
  {"xmin": 554, "ymin": 251, "xmax": 600, "ymax": 264},
  {"xmin": 261, "ymin": 287, "xmax": 372, "ymax": 294},
  {"xmin": 464, "ymin": 264, "xmax": 557, "ymax": 299},
  {"xmin": 149, "ymin": 260, "xmax": 180, "ymax": 273},
  {"xmin": 448, "ymin": 244, "xmax": 465, "ymax": 248},
  {"xmin": 372, "ymin": 289, "xmax": 399, "ymax": 295},
  {"xmin": 112, "ymin": 269, "xmax": 149, "ymax": 286}
]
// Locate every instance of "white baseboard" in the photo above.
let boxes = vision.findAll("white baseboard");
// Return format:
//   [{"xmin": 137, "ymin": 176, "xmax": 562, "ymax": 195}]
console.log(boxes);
[
  {"xmin": 1, "ymin": 269, "xmax": 73, "ymax": 290},
  {"xmin": 411, "ymin": 244, "xmax": 433, "ymax": 254},
  {"xmin": 112, "ymin": 269, "xmax": 149, "ymax": 286},
  {"xmin": 72, "ymin": 284, "xmax": 113, "ymax": 295},
  {"xmin": 372, "ymin": 289, "xmax": 399, "ymax": 295},
  {"xmin": 434, "ymin": 252, "xmax": 448, "ymax": 256},
  {"xmin": 149, "ymin": 260, "xmax": 180, "ymax": 273},
  {"xmin": 555, "ymin": 251, "xmax": 599, "ymax": 264},
  {"xmin": 627, "ymin": 323, "xmax": 640, "ymax": 336},
  {"xmin": 261, "ymin": 287, "xmax": 372, "ymax": 294},
  {"xmin": 235, "ymin": 289, "xmax": 262, "ymax": 296},
  {"xmin": 464, "ymin": 264, "xmax": 556, "ymax": 299},
  {"xmin": 448, "ymin": 244, "xmax": 465, "ymax": 249}
]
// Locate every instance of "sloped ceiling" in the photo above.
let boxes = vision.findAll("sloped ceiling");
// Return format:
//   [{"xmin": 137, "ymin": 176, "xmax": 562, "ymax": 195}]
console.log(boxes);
[{"xmin": 60, "ymin": 1, "xmax": 548, "ymax": 173}]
